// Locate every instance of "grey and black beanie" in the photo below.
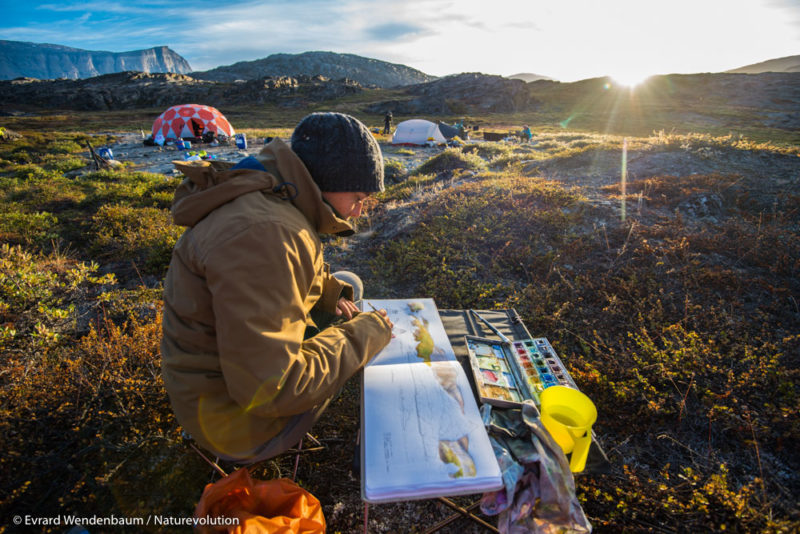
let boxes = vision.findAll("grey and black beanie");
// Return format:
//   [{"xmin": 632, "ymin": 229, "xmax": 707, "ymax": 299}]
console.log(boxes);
[{"xmin": 291, "ymin": 112, "xmax": 384, "ymax": 193}]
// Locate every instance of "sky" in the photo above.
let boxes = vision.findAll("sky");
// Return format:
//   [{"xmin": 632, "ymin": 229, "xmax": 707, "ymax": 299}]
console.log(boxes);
[{"xmin": 1, "ymin": 0, "xmax": 799, "ymax": 83}]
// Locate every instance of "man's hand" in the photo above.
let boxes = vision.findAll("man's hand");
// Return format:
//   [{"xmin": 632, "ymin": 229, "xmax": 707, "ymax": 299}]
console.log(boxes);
[
  {"xmin": 374, "ymin": 308, "xmax": 394, "ymax": 330},
  {"xmin": 336, "ymin": 297, "xmax": 360, "ymax": 320},
  {"xmin": 336, "ymin": 299, "xmax": 394, "ymax": 330}
]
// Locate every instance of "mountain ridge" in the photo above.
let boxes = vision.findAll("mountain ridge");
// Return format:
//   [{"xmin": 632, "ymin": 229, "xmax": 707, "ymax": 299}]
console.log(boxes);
[
  {"xmin": 0, "ymin": 40, "xmax": 192, "ymax": 80},
  {"xmin": 191, "ymin": 50, "xmax": 436, "ymax": 88},
  {"xmin": 725, "ymin": 54, "xmax": 800, "ymax": 74},
  {"xmin": 507, "ymin": 72, "xmax": 556, "ymax": 82},
  {"xmin": 4, "ymin": 39, "xmax": 797, "ymax": 84}
]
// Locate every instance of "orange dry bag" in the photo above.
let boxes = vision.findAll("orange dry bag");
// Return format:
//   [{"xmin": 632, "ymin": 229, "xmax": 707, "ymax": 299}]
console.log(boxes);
[{"xmin": 194, "ymin": 468, "xmax": 325, "ymax": 534}]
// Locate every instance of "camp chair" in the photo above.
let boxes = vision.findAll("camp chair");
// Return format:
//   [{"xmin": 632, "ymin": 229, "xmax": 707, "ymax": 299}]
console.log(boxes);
[{"xmin": 184, "ymin": 431, "xmax": 326, "ymax": 484}]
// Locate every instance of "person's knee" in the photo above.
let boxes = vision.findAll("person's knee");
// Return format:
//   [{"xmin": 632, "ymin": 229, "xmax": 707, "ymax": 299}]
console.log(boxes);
[{"xmin": 332, "ymin": 271, "xmax": 363, "ymax": 302}]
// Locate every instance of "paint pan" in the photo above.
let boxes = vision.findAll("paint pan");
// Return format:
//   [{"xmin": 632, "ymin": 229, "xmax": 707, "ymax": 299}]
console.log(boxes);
[
  {"xmin": 466, "ymin": 335, "xmax": 534, "ymax": 408},
  {"xmin": 466, "ymin": 334, "xmax": 582, "ymax": 408}
]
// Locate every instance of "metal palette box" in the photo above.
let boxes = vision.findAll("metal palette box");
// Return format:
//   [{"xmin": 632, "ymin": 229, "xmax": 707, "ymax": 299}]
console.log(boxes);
[{"xmin": 466, "ymin": 335, "xmax": 578, "ymax": 408}]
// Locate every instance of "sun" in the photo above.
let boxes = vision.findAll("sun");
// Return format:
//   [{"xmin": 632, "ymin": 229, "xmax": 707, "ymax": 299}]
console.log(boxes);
[{"xmin": 610, "ymin": 71, "xmax": 653, "ymax": 88}]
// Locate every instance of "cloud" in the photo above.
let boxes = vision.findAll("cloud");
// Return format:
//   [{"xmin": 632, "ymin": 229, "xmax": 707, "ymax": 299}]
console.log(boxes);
[
  {"xmin": 365, "ymin": 22, "xmax": 426, "ymax": 41},
  {"xmin": 3, "ymin": 0, "xmax": 799, "ymax": 80},
  {"xmin": 504, "ymin": 19, "xmax": 542, "ymax": 32},
  {"xmin": 37, "ymin": 2, "xmax": 125, "ymax": 13},
  {"xmin": 768, "ymin": 0, "xmax": 800, "ymax": 10},
  {"xmin": 767, "ymin": 0, "xmax": 800, "ymax": 35}
]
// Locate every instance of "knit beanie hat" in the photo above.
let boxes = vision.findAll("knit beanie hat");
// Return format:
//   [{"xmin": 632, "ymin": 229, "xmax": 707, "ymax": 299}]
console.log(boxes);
[{"xmin": 291, "ymin": 112, "xmax": 384, "ymax": 193}]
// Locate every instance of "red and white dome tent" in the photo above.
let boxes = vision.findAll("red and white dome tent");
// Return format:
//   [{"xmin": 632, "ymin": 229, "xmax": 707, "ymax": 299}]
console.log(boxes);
[{"xmin": 151, "ymin": 104, "xmax": 235, "ymax": 140}]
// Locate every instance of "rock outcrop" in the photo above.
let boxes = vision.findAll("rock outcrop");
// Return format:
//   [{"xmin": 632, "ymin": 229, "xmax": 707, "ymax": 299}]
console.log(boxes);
[
  {"xmin": 192, "ymin": 51, "xmax": 435, "ymax": 88},
  {"xmin": 0, "ymin": 40, "xmax": 192, "ymax": 80},
  {"xmin": 0, "ymin": 72, "xmax": 362, "ymax": 111},
  {"xmin": 366, "ymin": 73, "xmax": 541, "ymax": 114}
]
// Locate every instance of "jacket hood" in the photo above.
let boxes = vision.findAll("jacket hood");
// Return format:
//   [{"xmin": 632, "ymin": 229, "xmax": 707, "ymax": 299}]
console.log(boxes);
[{"xmin": 170, "ymin": 138, "xmax": 354, "ymax": 236}]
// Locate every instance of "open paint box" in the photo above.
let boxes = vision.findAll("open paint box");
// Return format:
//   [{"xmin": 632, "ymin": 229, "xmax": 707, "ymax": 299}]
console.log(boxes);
[{"xmin": 466, "ymin": 335, "xmax": 579, "ymax": 408}]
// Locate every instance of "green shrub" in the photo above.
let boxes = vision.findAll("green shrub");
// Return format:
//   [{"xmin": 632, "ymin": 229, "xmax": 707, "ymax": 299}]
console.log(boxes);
[
  {"xmin": 0, "ymin": 243, "xmax": 116, "ymax": 353},
  {"xmin": 80, "ymin": 170, "xmax": 180, "ymax": 209},
  {"xmin": 6, "ymin": 145, "xmax": 37, "ymax": 164},
  {"xmin": 40, "ymin": 154, "xmax": 87, "ymax": 173},
  {"xmin": 90, "ymin": 204, "xmax": 183, "ymax": 274},
  {"xmin": 46, "ymin": 140, "xmax": 83, "ymax": 154},
  {"xmin": 379, "ymin": 173, "xmax": 439, "ymax": 201},
  {"xmin": 12, "ymin": 163, "xmax": 63, "ymax": 182},
  {"xmin": 532, "ymin": 139, "xmax": 562, "ymax": 150},
  {"xmin": 371, "ymin": 172, "xmax": 585, "ymax": 306},
  {"xmin": 0, "ymin": 209, "xmax": 59, "ymax": 246},
  {"xmin": 413, "ymin": 148, "xmax": 486, "ymax": 175},
  {"xmin": 384, "ymin": 159, "xmax": 407, "ymax": 183},
  {"xmin": 4, "ymin": 166, "xmax": 85, "ymax": 212},
  {"xmin": 462, "ymin": 142, "xmax": 513, "ymax": 160},
  {"xmin": 0, "ymin": 307, "xmax": 198, "ymax": 526}
]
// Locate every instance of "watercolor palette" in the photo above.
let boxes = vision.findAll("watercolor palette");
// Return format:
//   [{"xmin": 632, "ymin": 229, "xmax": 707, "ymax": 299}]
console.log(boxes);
[{"xmin": 466, "ymin": 335, "xmax": 578, "ymax": 408}]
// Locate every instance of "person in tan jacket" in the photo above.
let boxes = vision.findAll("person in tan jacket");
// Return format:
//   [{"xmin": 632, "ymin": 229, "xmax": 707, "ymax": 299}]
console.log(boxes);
[{"xmin": 161, "ymin": 112, "xmax": 393, "ymax": 463}]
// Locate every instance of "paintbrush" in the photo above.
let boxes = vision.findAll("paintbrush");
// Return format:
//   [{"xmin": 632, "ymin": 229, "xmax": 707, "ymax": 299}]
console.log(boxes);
[
  {"xmin": 469, "ymin": 309, "xmax": 512, "ymax": 345},
  {"xmin": 366, "ymin": 302, "xmax": 404, "ymax": 335}
]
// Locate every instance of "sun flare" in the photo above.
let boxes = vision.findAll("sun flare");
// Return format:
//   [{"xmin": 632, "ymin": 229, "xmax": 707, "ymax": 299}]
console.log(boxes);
[{"xmin": 610, "ymin": 71, "xmax": 653, "ymax": 88}]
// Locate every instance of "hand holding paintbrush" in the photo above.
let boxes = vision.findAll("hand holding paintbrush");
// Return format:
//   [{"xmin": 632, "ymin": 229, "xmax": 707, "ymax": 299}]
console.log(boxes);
[{"xmin": 367, "ymin": 302, "xmax": 394, "ymax": 330}]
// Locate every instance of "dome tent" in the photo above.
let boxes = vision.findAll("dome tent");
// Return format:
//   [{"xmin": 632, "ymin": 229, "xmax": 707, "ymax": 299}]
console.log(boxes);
[
  {"xmin": 151, "ymin": 104, "xmax": 235, "ymax": 140},
  {"xmin": 437, "ymin": 121, "xmax": 467, "ymax": 140},
  {"xmin": 391, "ymin": 119, "xmax": 447, "ymax": 146}
]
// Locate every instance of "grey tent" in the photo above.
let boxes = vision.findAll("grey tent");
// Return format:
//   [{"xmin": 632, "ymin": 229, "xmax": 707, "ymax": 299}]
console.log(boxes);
[{"xmin": 437, "ymin": 121, "xmax": 467, "ymax": 140}]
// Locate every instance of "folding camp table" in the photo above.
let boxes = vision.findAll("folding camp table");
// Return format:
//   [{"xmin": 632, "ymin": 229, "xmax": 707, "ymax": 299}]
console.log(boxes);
[{"xmin": 361, "ymin": 308, "xmax": 609, "ymax": 533}]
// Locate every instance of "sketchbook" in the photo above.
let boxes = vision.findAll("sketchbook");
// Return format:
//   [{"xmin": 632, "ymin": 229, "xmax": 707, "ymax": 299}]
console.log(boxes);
[{"xmin": 360, "ymin": 298, "xmax": 503, "ymax": 503}]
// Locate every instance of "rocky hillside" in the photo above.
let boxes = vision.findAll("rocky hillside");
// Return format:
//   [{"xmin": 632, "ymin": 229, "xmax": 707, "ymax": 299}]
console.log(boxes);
[
  {"xmin": 526, "ymin": 72, "xmax": 800, "ymax": 131},
  {"xmin": 2, "ymin": 68, "xmax": 797, "ymax": 135},
  {"xmin": 366, "ymin": 72, "xmax": 539, "ymax": 114},
  {"xmin": 0, "ymin": 71, "xmax": 362, "ymax": 111},
  {"xmin": 192, "ymin": 51, "xmax": 435, "ymax": 88},
  {"xmin": 0, "ymin": 40, "xmax": 192, "ymax": 80},
  {"xmin": 726, "ymin": 54, "xmax": 800, "ymax": 73},
  {"xmin": 507, "ymin": 72, "xmax": 556, "ymax": 82}
]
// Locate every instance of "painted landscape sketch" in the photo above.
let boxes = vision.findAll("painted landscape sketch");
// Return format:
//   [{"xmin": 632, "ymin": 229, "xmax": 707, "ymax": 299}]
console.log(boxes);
[{"xmin": 360, "ymin": 298, "xmax": 502, "ymax": 503}]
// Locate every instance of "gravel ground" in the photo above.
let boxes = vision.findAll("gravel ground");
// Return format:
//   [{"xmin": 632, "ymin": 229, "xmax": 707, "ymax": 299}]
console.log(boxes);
[{"xmin": 100, "ymin": 132, "xmax": 448, "ymax": 177}]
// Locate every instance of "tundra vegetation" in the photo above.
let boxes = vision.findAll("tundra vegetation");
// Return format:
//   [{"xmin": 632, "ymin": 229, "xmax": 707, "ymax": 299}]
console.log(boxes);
[{"xmin": 0, "ymin": 114, "xmax": 798, "ymax": 533}]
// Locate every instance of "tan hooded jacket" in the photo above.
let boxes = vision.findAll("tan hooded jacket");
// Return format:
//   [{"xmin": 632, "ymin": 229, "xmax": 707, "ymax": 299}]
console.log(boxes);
[{"xmin": 161, "ymin": 138, "xmax": 392, "ymax": 461}]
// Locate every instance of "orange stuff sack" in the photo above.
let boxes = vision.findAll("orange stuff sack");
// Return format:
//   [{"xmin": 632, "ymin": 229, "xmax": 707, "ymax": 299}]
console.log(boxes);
[{"xmin": 194, "ymin": 468, "xmax": 325, "ymax": 534}]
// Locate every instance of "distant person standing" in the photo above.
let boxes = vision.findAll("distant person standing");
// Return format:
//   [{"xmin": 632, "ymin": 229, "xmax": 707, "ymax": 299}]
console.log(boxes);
[
  {"xmin": 383, "ymin": 111, "xmax": 393, "ymax": 134},
  {"xmin": 521, "ymin": 125, "xmax": 533, "ymax": 143}
]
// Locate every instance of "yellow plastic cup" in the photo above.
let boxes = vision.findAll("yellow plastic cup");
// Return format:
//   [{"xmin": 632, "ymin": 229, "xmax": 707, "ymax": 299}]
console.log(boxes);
[{"xmin": 540, "ymin": 385, "xmax": 597, "ymax": 473}]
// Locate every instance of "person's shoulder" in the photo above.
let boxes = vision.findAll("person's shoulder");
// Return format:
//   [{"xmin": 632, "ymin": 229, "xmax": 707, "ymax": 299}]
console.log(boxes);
[
  {"xmin": 233, "ymin": 191, "xmax": 310, "ymax": 230},
  {"xmin": 194, "ymin": 191, "xmax": 310, "ymax": 245}
]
